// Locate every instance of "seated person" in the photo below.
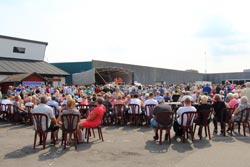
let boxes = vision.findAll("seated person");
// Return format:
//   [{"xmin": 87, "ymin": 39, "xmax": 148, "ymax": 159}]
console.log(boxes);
[
  {"xmin": 195, "ymin": 95, "xmax": 213, "ymax": 136},
  {"xmin": 212, "ymin": 94, "xmax": 228, "ymax": 134},
  {"xmin": 150, "ymin": 104, "xmax": 173, "ymax": 140},
  {"xmin": 57, "ymin": 98, "xmax": 80, "ymax": 141},
  {"xmin": 78, "ymin": 97, "xmax": 105, "ymax": 142},
  {"xmin": 32, "ymin": 95, "xmax": 59, "ymax": 140},
  {"xmin": 173, "ymin": 97, "xmax": 197, "ymax": 136},
  {"xmin": 232, "ymin": 96, "xmax": 250, "ymax": 121}
]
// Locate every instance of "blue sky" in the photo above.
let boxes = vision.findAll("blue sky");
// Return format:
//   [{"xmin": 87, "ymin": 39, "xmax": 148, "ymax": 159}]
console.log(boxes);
[{"xmin": 1, "ymin": 0, "xmax": 250, "ymax": 73}]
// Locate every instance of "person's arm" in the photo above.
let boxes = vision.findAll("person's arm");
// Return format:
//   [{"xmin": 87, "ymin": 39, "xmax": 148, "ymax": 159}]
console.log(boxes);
[
  {"xmin": 51, "ymin": 117, "xmax": 57, "ymax": 124},
  {"xmin": 233, "ymin": 108, "xmax": 240, "ymax": 115},
  {"xmin": 86, "ymin": 111, "xmax": 97, "ymax": 121}
]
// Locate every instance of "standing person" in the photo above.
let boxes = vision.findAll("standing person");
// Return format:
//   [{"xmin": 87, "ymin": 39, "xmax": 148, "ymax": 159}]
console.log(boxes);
[
  {"xmin": 241, "ymin": 82, "xmax": 250, "ymax": 103},
  {"xmin": 78, "ymin": 97, "xmax": 105, "ymax": 142}
]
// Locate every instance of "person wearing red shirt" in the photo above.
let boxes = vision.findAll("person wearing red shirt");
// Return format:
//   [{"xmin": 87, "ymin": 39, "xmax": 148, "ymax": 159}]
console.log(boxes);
[{"xmin": 78, "ymin": 97, "xmax": 105, "ymax": 142}]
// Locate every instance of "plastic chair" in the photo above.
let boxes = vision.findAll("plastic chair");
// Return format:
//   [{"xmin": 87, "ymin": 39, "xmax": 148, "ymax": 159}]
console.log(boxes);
[
  {"xmin": 113, "ymin": 104, "xmax": 126, "ymax": 125},
  {"xmin": 194, "ymin": 109, "xmax": 213, "ymax": 140},
  {"xmin": 128, "ymin": 104, "xmax": 141, "ymax": 126},
  {"xmin": 155, "ymin": 112, "xmax": 174, "ymax": 145},
  {"xmin": 218, "ymin": 108, "xmax": 233, "ymax": 136},
  {"xmin": 180, "ymin": 111, "xmax": 196, "ymax": 142},
  {"xmin": 61, "ymin": 114, "xmax": 80, "ymax": 150},
  {"xmin": 85, "ymin": 126, "xmax": 104, "ymax": 143},
  {"xmin": 32, "ymin": 113, "xmax": 55, "ymax": 149},
  {"xmin": 78, "ymin": 104, "xmax": 96, "ymax": 119},
  {"xmin": 144, "ymin": 104, "xmax": 156, "ymax": 126},
  {"xmin": 231, "ymin": 108, "xmax": 250, "ymax": 136}
]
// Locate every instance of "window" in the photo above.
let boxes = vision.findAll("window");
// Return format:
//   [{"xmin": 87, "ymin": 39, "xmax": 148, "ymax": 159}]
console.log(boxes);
[{"xmin": 13, "ymin": 47, "xmax": 25, "ymax": 53}]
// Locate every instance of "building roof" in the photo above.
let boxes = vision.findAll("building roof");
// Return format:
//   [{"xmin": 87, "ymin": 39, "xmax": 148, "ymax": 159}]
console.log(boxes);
[
  {"xmin": 0, "ymin": 73, "xmax": 45, "ymax": 82},
  {"xmin": 0, "ymin": 34, "xmax": 48, "ymax": 46},
  {"xmin": 0, "ymin": 57, "xmax": 69, "ymax": 76}
]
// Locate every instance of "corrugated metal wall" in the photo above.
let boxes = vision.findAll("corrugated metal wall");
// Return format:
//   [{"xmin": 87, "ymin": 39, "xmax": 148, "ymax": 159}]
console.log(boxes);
[
  {"xmin": 92, "ymin": 60, "xmax": 204, "ymax": 84},
  {"xmin": 52, "ymin": 61, "xmax": 92, "ymax": 85}
]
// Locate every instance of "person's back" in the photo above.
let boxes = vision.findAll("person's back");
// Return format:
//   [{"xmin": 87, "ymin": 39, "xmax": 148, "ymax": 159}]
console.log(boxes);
[
  {"xmin": 144, "ymin": 93, "xmax": 158, "ymax": 106},
  {"xmin": 32, "ymin": 96, "xmax": 55, "ymax": 131},
  {"xmin": 153, "ymin": 104, "xmax": 173, "ymax": 126},
  {"xmin": 176, "ymin": 97, "xmax": 196, "ymax": 125},
  {"xmin": 128, "ymin": 94, "xmax": 142, "ymax": 114},
  {"xmin": 196, "ymin": 95, "xmax": 212, "ymax": 125}
]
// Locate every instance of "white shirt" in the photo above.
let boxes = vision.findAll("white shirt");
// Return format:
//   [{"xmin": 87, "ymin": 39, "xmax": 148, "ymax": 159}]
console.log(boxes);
[
  {"xmin": 177, "ymin": 106, "xmax": 196, "ymax": 125},
  {"xmin": 1, "ymin": 99, "xmax": 12, "ymax": 112},
  {"xmin": 32, "ymin": 103, "xmax": 55, "ymax": 131},
  {"xmin": 128, "ymin": 98, "xmax": 142, "ymax": 114},
  {"xmin": 144, "ymin": 98, "xmax": 158, "ymax": 116}
]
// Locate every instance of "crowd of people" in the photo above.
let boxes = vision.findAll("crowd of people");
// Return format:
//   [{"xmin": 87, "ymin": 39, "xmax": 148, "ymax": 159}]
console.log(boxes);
[{"xmin": 0, "ymin": 80, "xmax": 250, "ymax": 144}]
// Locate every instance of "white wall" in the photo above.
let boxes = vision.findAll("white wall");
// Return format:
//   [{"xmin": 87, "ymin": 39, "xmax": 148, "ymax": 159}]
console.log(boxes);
[
  {"xmin": 0, "ymin": 37, "xmax": 46, "ymax": 61},
  {"xmin": 52, "ymin": 77, "xmax": 66, "ymax": 87}
]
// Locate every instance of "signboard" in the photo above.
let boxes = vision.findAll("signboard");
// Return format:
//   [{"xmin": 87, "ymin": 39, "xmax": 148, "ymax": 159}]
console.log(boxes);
[{"xmin": 22, "ymin": 81, "xmax": 44, "ymax": 87}]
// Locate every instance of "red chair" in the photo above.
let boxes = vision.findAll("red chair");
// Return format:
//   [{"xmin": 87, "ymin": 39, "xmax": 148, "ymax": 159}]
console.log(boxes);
[
  {"xmin": 144, "ymin": 104, "xmax": 156, "ymax": 126},
  {"xmin": 113, "ymin": 104, "xmax": 126, "ymax": 125},
  {"xmin": 155, "ymin": 112, "xmax": 174, "ymax": 145},
  {"xmin": 194, "ymin": 109, "xmax": 213, "ymax": 140},
  {"xmin": 61, "ymin": 114, "xmax": 80, "ymax": 150},
  {"xmin": 180, "ymin": 111, "xmax": 196, "ymax": 142},
  {"xmin": 32, "ymin": 113, "xmax": 56, "ymax": 149}
]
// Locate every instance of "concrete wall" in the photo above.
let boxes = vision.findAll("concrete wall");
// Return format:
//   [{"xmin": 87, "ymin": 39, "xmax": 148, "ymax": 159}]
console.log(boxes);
[
  {"xmin": 92, "ymin": 60, "xmax": 204, "ymax": 85},
  {"xmin": 205, "ymin": 72, "xmax": 250, "ymax": 84},
  {"xmin": 0, "ymin": 37, "xmax": 46, "ymax": 61}
]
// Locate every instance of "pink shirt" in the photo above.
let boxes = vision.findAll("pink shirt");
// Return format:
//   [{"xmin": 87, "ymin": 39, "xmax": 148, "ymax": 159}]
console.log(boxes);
[{"xmin": 228, "ymin": 99, "xmax": 238, "ymax": 108}]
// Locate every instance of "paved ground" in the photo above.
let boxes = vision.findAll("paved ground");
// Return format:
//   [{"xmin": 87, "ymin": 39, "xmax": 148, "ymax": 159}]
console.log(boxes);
[{"xmin": 0, "ymin": 121, "xmax": 250, "ymax": 167}]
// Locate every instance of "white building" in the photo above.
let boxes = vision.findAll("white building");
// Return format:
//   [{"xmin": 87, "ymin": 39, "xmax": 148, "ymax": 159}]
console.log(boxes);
[{"xmin": 0, "ymin": 35, "xmax": 68, "ymax": 89}]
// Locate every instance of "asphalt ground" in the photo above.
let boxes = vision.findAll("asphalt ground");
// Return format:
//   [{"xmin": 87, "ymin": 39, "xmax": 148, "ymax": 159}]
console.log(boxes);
[{"xmin": 0, "ymin": 122, "xmax": 250, "ymax": 167}]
